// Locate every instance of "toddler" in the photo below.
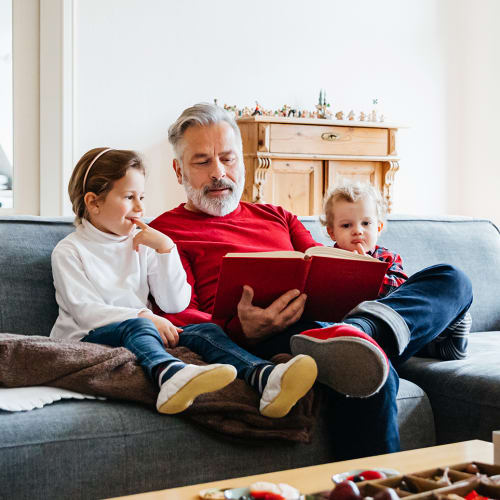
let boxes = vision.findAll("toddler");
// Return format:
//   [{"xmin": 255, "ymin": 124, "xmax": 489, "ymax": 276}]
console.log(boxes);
[
  {"xmin": 50, "ymin": 147, "xmax": 317, "ymax": 417},
  {"xmin": 321, "ymin": 181, "xmax": 471, "ymax": 360}
]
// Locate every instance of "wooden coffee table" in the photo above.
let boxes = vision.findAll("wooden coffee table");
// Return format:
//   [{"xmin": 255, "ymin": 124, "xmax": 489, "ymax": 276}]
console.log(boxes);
[{"xmin": 111, "ymin": 440, "xmax": 493, "ymax": 500}]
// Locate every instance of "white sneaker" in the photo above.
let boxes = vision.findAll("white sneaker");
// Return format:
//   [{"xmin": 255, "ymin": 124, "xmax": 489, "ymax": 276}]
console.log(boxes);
[
  {"xmin": 156, "ymin": 364, "xmax": 237, "ymax": 414},
  {"xmin": 259, "ymin": 354, "xmax": 317, "ymax": 418}
]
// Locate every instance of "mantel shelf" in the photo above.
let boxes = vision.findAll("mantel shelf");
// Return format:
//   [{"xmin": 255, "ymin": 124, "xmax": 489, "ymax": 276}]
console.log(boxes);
[
  {"xmin": 250, "ymin": 152, "xmax": 401, "ymax": 162},
  {"xmin": 237, "ymin": 115, "xmax": 407, "ymax": 129}
]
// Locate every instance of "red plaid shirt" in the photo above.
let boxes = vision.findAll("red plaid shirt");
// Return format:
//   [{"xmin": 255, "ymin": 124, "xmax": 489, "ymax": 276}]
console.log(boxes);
[
  {"xmin": 334, "ymin": 244, "xmax": 408, "ymax": 297},
  {"xmin": 369, "ymin": 245, "xmax": 408, "ymax": 297}
]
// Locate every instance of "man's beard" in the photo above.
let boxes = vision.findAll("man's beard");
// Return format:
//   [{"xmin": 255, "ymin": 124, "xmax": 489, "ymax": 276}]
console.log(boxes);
[{"xmin": 182, "ymin": 168, "xmax": 245, "ymax": 217}]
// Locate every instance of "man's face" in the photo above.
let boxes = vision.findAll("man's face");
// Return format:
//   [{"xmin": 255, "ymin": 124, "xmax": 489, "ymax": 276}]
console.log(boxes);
[{"xmin": 174, "ymin": 122, "xmax": 244, "ymax": 216}]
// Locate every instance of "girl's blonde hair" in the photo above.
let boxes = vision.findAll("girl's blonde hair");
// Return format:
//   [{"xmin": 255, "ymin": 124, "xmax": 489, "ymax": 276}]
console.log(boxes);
[
  {"xmin": 321, "ymin": 181, "xmax": 387, "ymax": 228},
  {"xmin": 68, "ymin": 147, "xmax": 145, "ymax": 225}
]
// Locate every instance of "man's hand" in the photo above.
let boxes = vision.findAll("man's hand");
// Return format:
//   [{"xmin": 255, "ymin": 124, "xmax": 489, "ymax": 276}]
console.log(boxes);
[
  {"xmin": 237, "ymin": 285, "xmax": 306, "ymax": 344},
  {"xmin": 132, "ymin": 219, "xmax": 175, "ymax": 254},
  {"xmin": 138, "ymin": 311, "xmax": 182, "ymax": 347}
]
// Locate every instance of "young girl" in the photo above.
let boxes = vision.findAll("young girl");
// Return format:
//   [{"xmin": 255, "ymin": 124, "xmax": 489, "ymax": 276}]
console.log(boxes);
[
  {"xmin": 50, "ymin": 147, "xmax": 317, "ymax": 417},
  {"xmin": 321, "ymin": 181, "xmax": 471, "ymax": 360}
]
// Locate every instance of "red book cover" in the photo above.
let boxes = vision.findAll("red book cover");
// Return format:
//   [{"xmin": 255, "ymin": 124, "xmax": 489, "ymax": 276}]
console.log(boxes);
[
  {"xmin": 303, "ymin": 255, "xmax": 389, "ymax": 321},
  {"xmin": 212, "ymin": 250, "xmax": 389, "ymax": 323},
  {"xmin": 212, "ymin": 256, "xmax": 311, "ymax": 319}
]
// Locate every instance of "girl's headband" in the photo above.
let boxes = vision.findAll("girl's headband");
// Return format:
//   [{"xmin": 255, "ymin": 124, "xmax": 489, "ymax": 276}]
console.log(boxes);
[{"xmin": 82, "ymin": 148, "xmax": 114, "ymax": 191}]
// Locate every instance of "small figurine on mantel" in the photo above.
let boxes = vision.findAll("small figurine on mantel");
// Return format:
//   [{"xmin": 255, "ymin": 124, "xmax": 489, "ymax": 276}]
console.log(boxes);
[
  {"xmin": 278, "ymin": 104, "xmax": 291, "ymax": 117},
  {"xmin": 252, "ymin": 101, "xmax": 263, "ymax": 116},
  {"xmin": 347, "ymin": 110, "xmax": 355, "ymax": 120},
  {"xmin": 369, "ymin": 98, "xmax": 379, "ymax": 122},
  {"xmin": 223, "ymin": 103, "xmax": 237, "ymax": 114},
  {"xmin": 359, "ymin": 111, "xmax": 366, "ymax": 121},
  {"xmin": 316, "ymin": 89, "xmax": 332, "ymax": 119},
  {"xmin": 335, "ymin": 111, "xmax": 344, "ymax": 120}
]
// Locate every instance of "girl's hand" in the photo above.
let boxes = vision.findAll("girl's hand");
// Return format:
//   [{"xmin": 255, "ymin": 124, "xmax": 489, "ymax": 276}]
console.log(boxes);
[
  {"xmin": 139, "ymin": 311, "xmax": 182, "ymax": 347},
  {"xmin": 132, "ymin": 218, "xmax": 175, "ymax": 254}
]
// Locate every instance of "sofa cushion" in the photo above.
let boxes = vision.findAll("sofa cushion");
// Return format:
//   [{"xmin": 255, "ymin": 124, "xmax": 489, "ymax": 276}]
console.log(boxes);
[
  {"xmin": 300, "ymin": 215, "xmax": 500, "ymax": 333},
  {"xmin": 398, "ymin": 330, "xmax": 500, "ymax": 445},
  {"xmin": 0, "ymin": 379, "xmax": 434, "ymax": 500},
  {"xmin": 0, "ymin": 216, "xmax": 74, "ymax": 336}
]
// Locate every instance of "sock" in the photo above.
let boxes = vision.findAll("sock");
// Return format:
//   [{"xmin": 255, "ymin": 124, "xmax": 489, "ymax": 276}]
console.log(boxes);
[
  {"xmin": 344, "ymin": 315, "xmax": 399, "ymax": 356},
  {"xmin": 427, "ymin": 311, "xmax": 471, "ymax": 360},
  {"xmin": 155, "ymin": 360, "xmax": 187, "ymax": 388},
  {"xmin": 248, "ymin": 364, "xmax": 274, "ymax": 394}
]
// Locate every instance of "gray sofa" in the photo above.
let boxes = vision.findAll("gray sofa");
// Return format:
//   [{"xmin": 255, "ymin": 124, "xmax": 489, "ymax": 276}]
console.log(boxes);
[{"xmin": 1, "ymin": 214, "xmax": 499, "ymax": 499}]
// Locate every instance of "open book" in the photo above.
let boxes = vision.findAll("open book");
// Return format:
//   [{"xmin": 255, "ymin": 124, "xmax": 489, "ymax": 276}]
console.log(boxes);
[{"xmin": 212, "ymin": 246, "xmax": 390, "ymax": 323}]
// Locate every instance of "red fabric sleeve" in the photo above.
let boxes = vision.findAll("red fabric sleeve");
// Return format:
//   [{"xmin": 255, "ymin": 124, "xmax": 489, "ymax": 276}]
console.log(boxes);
[{"xmin": 285, "ymin": 210, "xmax": 323, "ymax": 252}]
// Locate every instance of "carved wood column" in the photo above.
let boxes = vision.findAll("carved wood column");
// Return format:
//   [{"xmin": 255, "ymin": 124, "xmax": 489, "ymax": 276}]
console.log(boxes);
[
  {"xmin": 383, "ymin": 160, "xmax": 399, "ymax": 213},
  {"xmin": 253, "ymin": 157, "xmax": 272, "ymax": 203}
]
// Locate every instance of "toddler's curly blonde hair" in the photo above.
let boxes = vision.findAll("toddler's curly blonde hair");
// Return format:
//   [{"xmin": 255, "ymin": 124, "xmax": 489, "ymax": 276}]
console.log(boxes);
[{"xmin": 321, "ymin": 180, "xmax": 387, "ymax": 229}]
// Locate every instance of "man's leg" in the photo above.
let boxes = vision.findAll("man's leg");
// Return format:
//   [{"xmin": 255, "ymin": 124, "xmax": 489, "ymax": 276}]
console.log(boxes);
[{"xmin": 252, "ymin": 321, "xmax": 401, "ymax": 458}]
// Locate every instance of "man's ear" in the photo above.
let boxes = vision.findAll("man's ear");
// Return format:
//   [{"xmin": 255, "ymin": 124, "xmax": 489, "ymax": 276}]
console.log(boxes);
[
  {"xmin": 84, "ymin": 192, "xmax": 100, "ymax": 215},
  {"xmin": 173, "ymin": 159, "xmax": 183, "ymax": 185},
  {"xmin": 378, "ymin": 221, "xmax": 384, "ymax": 233},
  {"xmin": 326, "ymin": 225, "xmax": 335, "ymax": 242}
]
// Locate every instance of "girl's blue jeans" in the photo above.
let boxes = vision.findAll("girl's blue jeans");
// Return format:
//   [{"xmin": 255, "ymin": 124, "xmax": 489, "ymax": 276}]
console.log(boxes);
[
  {"xmin": 82, "ymin": 320, "xmax": 269, "ymax": 384},
  {"xmin": 251, "ymin": 264, "xmax": 473, "ymax": 460}
]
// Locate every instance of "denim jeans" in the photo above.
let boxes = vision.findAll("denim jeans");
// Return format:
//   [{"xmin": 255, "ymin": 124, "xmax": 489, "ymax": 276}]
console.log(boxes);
[
  {"xmin": 82, "ymin": 318, "xmax": 269, "ymax": 383},
  {"xmin": 252, "ymin": 264, "xmax": 473, "ymax": 460}
]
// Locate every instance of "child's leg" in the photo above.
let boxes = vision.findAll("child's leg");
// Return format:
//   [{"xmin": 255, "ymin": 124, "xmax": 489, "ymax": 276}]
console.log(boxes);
[
  {"xmin": 82, "ymin": 318, "xmax": 236, "ymax": 413},
  {"xmin": 424, "ymin": 311, "xmax": 471, "ymax": 360},
  {"xmin": 179, "ymin": 323, "xmax": 318, "ymax": 418}
]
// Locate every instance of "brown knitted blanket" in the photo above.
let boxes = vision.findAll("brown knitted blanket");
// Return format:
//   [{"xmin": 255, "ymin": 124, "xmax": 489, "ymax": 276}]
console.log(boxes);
[{"xmin": 0, "ymin": 334, "xmax": 317, "ymax": 443}]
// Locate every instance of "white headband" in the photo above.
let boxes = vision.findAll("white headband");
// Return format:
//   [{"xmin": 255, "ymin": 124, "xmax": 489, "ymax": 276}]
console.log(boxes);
[{"xmin": 82, "ymin": 148, "xmax": 114, "ymax": 191}]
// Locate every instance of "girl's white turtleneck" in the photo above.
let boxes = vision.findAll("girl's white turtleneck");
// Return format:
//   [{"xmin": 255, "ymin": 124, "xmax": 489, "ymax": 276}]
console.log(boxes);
[{"xmin": 50, "ymin": 219, "xmax": 191, "ymax": 341}]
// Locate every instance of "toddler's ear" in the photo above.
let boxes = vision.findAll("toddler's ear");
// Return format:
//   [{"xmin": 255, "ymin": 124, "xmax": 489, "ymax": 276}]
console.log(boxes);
[
  {"xmin": 378, "ymin": 221, "xmax": 384, "ymax": 233},
  {"xmin": 326, "ymin": 226, "xmax": 335, "ymax": 241}
]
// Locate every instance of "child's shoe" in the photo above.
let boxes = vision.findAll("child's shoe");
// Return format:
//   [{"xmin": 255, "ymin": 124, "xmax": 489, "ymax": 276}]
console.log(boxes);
[
  {"xmin": 259, "ymin": 354, "xmax": 317, "ymax": 418},
  {"xmin": 290, "ymin": 323, "xmax": 389, "ymax": 398},
  {"xmin": 157, "ymin": 364, "xmax": 237, "ymax": 414},
  {"xmin": 426, "ymin": 311, "xmax": 471, "ymax": 361}
]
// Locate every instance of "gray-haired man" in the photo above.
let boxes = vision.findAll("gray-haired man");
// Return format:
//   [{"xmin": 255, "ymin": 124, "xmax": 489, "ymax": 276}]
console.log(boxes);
[{"xmin": 150, "ymin": 103, "xmax": 472, "ymax": 459}]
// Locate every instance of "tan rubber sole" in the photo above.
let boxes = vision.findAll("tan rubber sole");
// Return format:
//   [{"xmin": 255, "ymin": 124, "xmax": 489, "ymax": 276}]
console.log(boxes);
[
  {"xmin": 158, "ymin": 366, "xmax": 236, "ymax": 415},
  {"xmin": 290, "ymin": 335, "xmax": 388, "ymax": 398},
  {"xmin": 260, "ymin": 355, "xmax": 317, "ymax": 418}
]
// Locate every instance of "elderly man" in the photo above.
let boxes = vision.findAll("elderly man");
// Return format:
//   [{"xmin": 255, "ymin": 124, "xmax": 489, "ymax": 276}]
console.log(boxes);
[{"xmin": 150, "ymin": 103, "xmax": 472, "ymax": 459}]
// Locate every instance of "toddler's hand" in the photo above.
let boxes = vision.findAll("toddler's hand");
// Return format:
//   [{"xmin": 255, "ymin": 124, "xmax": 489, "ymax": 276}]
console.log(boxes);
[
  {"xmin": 353, "ymin": 242, "xmax": 366, "ymax": 255},
  {"xmin": 139, "ymin": 311, "xmax": 182, "ymax": 347},
  {"xmin": 132, "ymin": 219, "xmax": 175, "ymax": 254}
]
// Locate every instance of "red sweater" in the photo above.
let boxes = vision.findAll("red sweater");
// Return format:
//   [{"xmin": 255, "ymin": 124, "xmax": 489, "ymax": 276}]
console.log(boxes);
[{"xmin": 149, "ymin": 202, "xmax": 320, "ymax": 342}]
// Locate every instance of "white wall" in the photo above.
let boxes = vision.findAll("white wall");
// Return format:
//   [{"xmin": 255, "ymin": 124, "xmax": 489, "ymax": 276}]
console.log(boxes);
[
  {"xmin": 0, "ymin": 0, "xmax": 12, "ymax": 164},
  {"xmin": 73, "ymin": 0, "xmax": 456, "ymax": 218},
  {"xmin": 8, "ymin": 0, "xmax": 498, "ymax": 225},
  {"xmin": 445, "ymin": 0, "xmax": 500, "ymax": 224}
]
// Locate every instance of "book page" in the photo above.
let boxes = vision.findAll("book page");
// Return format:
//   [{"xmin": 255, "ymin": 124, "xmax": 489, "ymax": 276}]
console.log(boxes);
[
  {"xmin": 224, "ymin": 250, "xmax": 306, "ymax": 258},
  {"xmin": 304, "ymin": 246, "xmax": 378, "ymax": 262}
]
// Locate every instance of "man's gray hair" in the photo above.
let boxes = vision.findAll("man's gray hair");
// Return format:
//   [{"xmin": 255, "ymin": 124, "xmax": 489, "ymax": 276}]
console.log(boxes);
[{"xmin": 168, "ymin": 103, "xmax": 243, "ymax": 159}]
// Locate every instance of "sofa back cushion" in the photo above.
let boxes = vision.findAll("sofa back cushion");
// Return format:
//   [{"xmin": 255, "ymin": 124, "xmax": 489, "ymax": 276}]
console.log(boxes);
[
  {"xmin": 300, "ymin": 215, "xmax": 500, "ymax": 333},
  {"xmin": 0, "ymin": 216, "xmax": 74, "ymax": 336},
  {"xmin": 2, "ymin": 214, "xmax": 500, "ymax": 336}
]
